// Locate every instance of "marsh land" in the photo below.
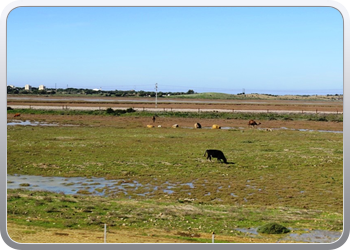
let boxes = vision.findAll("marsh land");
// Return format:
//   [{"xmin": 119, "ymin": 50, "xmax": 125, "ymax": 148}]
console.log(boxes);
[{"xmin": 6, "ymin": 95, "xmax": 343, "ymax": 243}]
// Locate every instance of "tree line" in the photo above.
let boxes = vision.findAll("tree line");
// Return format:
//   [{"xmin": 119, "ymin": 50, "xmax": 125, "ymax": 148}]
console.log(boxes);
[{"xmin": 7, "ymin": 86, "xmax": 196, "ymax": 97}]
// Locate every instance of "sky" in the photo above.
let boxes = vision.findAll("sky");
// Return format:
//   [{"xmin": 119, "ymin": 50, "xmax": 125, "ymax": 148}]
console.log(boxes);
[{"xmin": 6, "ymin": 7, "xmax": 344, "ymax": 95}]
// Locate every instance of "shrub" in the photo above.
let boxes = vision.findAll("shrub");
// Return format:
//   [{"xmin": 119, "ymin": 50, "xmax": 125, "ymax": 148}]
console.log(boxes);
[
  {"xmin": 106, "ymin": 108, "xmax": 114, "ymax": 114},
  {"xmin": 257, "ymin": 222, "xmax": 290, "ymax": 234}
]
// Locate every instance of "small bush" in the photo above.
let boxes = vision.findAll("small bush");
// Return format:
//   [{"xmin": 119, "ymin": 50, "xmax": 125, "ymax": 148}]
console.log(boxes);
[
  {"xmin": 106, "ymin": 108, "xmax": 114, "ymax": 114},
  {"xmin": 257, "ymin": 222, "xmax": 290, "ymax": 234},
  {"xmin": 317, "ymin": 116, "xmax": 328, "ymax": 122}
]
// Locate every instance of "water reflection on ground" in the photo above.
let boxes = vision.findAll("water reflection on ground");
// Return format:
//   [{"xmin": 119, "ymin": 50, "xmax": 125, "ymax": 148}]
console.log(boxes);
[
  {"xmin": 7, "ymin": 174, "xmax": 342, "ymax": 243},
  {"xmin": 7, "ymin": 174, "xmax": 192, "ymax": 197},
  {"xmin": 7, "ymin": 120, "xmax": 78, "ymax": 127},
  {"xmin": 235, "ymin": 227, "xmax": 342, "ymax": 243}
]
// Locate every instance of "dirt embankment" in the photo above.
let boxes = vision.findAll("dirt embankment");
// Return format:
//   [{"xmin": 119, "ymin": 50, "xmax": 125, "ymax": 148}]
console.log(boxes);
[{"xmin": 7, "ymin": 95, "xmax": 343, "ymax": 113}]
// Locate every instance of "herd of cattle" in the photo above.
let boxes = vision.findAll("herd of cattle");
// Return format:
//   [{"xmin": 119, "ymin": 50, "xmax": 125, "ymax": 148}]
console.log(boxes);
[
  {"xmin": 147, "ymin": 118, "xmax": 265, "ymax": 164},
  {"xmin": 11, "ymin": 112, "xmax": 264, "ymax": 164},
  {"xmin": 147, "ymin": 119, "xmax": 262, "ymax": 130}
]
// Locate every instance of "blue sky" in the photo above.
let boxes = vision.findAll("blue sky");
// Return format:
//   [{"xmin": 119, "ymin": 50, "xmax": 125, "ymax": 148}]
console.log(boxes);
[{"xmin": 7, "ymin": 7, "xmax": 343, "ymax": 95}]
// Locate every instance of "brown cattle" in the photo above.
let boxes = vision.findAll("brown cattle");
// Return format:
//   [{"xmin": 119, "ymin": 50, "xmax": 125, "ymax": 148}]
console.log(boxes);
[
  {"xmin": 212, "ymin": 124, "xmax": 221, "ymax": 129},
  {"xmin": 13, "ymin": 113, "xmax": 20, "ymax": 118},
  {"xmin": 248, "ymin": 120, "xmax": 261, "ymax": 127},
  {"xmin": 194, "ymin": 123, "xmax": 201, "ymax": 129}
]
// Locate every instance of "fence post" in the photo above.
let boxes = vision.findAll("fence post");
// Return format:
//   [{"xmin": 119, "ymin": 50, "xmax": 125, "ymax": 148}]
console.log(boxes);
[
  {"xmin": 104, "ymin": 223, "xmax": 107, "ymax": 243},
  {"xmin": 212, "ymin": 232, "xmax": 215, "ymax": 243}
]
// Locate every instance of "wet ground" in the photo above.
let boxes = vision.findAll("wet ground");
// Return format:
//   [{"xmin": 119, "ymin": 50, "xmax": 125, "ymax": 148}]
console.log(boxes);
[
  {"xmin": 7, "ymin": 120, "xmax": 343, "ymax": 134},
  {"xmin": 7, "ymin": 174, "xmax": 343, "ymax": 243},
  {"xmin": 235, "ymin": 227, "xmax": 342, "ymax": 243},
  {"xmin": 7, "ymin": 174, "xmax": 193, "ymax": 197}
]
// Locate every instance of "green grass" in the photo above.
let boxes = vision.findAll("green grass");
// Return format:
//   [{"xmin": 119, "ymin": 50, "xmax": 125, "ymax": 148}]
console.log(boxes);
[
  {"xmin": 7, "ymin": 189, "xmax": 343, "ymax": 235},
  {"xmin": 7, "ymin": 114, "xmax": 343, "ymax": 235}
]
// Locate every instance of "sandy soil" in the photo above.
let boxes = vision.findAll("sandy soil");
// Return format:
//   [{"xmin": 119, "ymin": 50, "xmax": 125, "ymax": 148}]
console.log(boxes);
[
  {"xmin": 7, "ymin": 95, "xmax": 343, "ymax": 112},
  {"xmin": 6, "ymin": 222, "xmax": 280, "ymax": 244}
]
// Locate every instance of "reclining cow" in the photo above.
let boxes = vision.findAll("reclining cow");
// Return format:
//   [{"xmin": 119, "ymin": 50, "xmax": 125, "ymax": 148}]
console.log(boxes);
[
  {"xmin": 194, "ymin": 123, "xmax": 201, "ymax": 129},
  {"xmin": 248, "ymin": 119, "xmax": 261, "ymax": 128}
]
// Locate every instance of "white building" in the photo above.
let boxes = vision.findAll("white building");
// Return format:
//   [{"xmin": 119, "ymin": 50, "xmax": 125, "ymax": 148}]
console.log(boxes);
[
  {"xmin": 39, "ymin": 85, "xmax": 46, "ymax": 90},
  {"xmin": 25, "ymin": 84, "xmax": 32, "ymax": 91}
]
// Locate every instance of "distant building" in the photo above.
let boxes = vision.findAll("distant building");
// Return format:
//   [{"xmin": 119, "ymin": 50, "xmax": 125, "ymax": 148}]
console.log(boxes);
[
  {"xmin": 39, "ymin": 85, "xmax": 46, "ymax": 90},
  {"xmin": 25, "ymin": 84, "xmax": 32, "ymax": 91},
  {"xmin": 8, "ymin": 85, "xmax": 15, "ymax": 88}
]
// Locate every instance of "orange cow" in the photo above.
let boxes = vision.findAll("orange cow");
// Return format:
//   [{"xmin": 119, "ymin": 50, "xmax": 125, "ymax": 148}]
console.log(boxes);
[{"xmin": 248, "ymin": 120, "xmax": 261, "ymax": 127}]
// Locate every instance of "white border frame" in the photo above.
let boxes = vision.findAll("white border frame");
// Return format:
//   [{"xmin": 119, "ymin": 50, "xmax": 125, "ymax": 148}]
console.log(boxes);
[{"xmin": 1, "ymin": 1, "xmax": 348, "ymax": 250}]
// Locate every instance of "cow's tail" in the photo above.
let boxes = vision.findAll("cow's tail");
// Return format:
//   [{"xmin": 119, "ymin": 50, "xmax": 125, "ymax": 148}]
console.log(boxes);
[{"xmin": 203, "ymin": 150, "xmax": 208, "ymax": 157}]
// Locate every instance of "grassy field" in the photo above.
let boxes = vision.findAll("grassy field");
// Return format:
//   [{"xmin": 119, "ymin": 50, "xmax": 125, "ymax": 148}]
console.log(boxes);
[{"xmin": 6, "ymin": 110, "xmax": 343, "ymax": 243}]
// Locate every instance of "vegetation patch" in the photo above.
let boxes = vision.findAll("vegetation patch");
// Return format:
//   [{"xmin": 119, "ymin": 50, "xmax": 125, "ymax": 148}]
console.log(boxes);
[
  {"xmin": 6, "ymin": 109, "xmax": 343, "ymax": 243},
  {"xmin": 257, "ymin": 222, "xmax": 291, "ymax": 234}
]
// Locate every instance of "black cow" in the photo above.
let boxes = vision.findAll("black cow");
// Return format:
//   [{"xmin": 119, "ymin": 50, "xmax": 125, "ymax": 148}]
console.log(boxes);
[{"xmin": 204, "ymin": 149, "xmax": 227, "ymax": 164}]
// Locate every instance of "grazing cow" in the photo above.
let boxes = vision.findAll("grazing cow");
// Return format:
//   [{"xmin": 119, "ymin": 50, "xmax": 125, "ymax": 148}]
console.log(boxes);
[
  {"xmin": 212, "ymin": 124, "xmax": 221, "ymax": 129},
  {"xmin": 152, "ymin": 116, "xmax": 156, "ymax": 123},
  {"xmin": 194, "ymin": 123, "xmax": 201, "ymax": 129},
  {"xmin": 172, "ymin": 124, "xmax": 179, "ymax": 128},
  {"xmin": 265, "ymin": 128, "xmax": 272, "ymax": 132},
  {"xmin": 248, "ymin": 120, "xmax": 261, "ymax": 127},
  {"xmin": 204, "ymin": 149, "xmax": 227, "ymax": 163},
  {"xmin": 13, "ymin": 113, "xmax": 20, "ymax": 118}
]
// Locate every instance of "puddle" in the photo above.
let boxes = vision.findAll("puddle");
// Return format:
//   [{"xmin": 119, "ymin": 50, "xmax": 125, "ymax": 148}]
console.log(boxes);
[
  {"xmin": 7, "ymin": 174, "xmax": 195, "ymax": 197},
  {"xmin": 7, "ymin": 120, "xmax": 59, "ymax": 126},
  {"xmin": 181, "ymin": 125, "xmax": 342, "ymax": 133},
  {"xmin": 297, "ymin": 129, "xmax": 343, "ymax": 134},
  {"xmin": 235, "ymin": 227, "xmax": 342, "ymax": 243},
  {"xmin": 7, "ymin": 120, "xmax": 77, "ymax": 127}
]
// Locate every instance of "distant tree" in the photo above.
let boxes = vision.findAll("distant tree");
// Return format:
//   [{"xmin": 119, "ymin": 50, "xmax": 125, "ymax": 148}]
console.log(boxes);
[
  {"xmin": 137, "ymin": 90, "xmax": 146, "ymax": 97},
  {"xmin": 187, "ymin": 89, "xmax": 195, "ymax": 94}
]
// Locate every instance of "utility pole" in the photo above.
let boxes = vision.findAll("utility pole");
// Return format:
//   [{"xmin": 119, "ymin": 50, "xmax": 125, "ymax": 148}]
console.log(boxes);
[{"xmin": 155, "ymin": 83, "xmax": 158, "ymax": 108}]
